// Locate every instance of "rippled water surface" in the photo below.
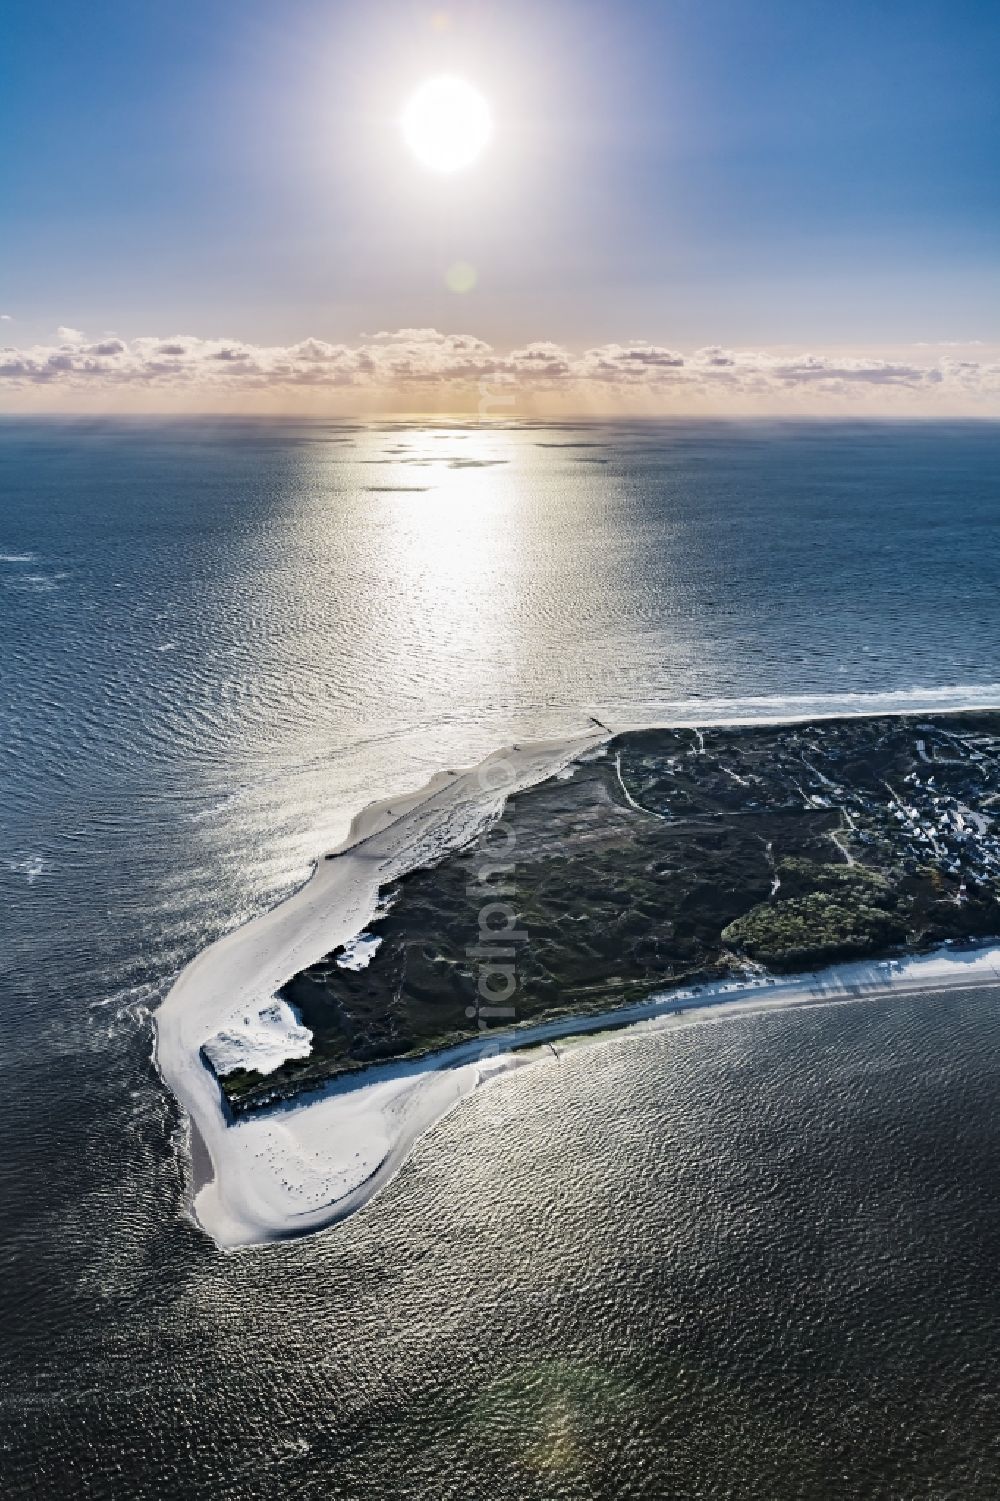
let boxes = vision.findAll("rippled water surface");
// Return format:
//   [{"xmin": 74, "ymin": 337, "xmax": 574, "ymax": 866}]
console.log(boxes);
[{"xmin": 3, "ymin": 418, "xmax": 1000, "ymax": 1498}]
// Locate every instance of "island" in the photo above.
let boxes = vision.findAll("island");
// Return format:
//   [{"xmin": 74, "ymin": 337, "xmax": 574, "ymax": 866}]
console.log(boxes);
[{"xmin": 207, "ymin": 711, "xmax": 1000, "ymax": 1116}]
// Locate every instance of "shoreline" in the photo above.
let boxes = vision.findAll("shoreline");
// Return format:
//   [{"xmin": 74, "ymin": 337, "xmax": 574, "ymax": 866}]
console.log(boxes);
[
  {"xmin": 155, "ymin": 733, "xmax": 607, "ymax": 1246},
  {"xmin": 155, "ymin": 697, "xmax": 1000, "ymax": 1249}
]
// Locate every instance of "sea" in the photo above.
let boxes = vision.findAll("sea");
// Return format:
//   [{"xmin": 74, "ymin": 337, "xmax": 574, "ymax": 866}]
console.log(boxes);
[{"xmin": 3, "ymin": 417, "xmax": 1000, "ymax": 1499}]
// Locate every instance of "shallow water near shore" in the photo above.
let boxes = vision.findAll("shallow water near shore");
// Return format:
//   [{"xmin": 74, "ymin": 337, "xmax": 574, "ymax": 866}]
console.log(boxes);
[{"xmin": 4, "ymin": 418, "xmax": 1000, "ymax": 1496}]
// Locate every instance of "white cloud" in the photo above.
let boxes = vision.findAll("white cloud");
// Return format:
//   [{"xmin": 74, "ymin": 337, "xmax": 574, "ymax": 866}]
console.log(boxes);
[
  {"xmin": 0, "ymin": 327, "xmax": 997, "ymax": 413},
  {"xmin": 0, "ymin": 314, "xmax": 12, "ymax": 322}
]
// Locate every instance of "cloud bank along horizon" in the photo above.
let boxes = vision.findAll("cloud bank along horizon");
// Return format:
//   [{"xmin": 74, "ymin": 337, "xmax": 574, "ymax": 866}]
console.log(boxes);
[{"xmin": 1, "ymin": 326, "xmax": 997, "ymax": 415}]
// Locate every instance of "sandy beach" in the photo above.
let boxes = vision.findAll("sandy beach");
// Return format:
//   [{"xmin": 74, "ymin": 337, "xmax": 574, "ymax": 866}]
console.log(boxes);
[
  {"xmin": 155, "ymin": 733, "xmax": 607, "ymax": 1246},
  {"xmin": 155, "ymin": 715, "xmax": 1000, "ymax": 1250}
]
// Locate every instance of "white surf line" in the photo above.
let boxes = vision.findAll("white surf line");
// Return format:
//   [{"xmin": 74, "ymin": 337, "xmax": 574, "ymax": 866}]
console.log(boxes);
[{"xmin": 611, "ymin": 690, "xmax": 1000, "ymax": 738}]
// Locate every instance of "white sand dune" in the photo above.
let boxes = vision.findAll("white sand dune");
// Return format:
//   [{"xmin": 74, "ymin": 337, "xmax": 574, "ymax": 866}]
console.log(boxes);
[
  {"xmin": 155, "ymin": 714, "xmax": 1000, "ymax": 1250},
  {"xmin": 201, "ymin": 998, "xmax": 312, "ymax": 1079}
]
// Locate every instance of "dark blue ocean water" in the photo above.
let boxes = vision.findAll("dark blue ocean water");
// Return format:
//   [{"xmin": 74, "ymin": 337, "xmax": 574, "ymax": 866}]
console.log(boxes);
[{"xmin": 3, "ymin": 418, "xmax": 1000, "ymax": 1498}]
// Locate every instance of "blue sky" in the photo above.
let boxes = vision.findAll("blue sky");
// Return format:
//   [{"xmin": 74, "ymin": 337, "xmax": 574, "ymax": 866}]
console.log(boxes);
[{"xmin": 1, "ymin": 0, "xmax": 998, "ymax": 411}]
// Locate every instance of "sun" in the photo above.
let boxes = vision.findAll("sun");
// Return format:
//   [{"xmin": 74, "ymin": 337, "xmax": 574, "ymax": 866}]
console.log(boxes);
[{"xmin": 400, "ymin": 76, "xmax": 493, "ymax": 174}]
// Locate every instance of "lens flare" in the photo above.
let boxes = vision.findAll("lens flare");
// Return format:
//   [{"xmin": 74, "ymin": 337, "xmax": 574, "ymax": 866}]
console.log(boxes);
[{"xmin": 445, "ymin": 261, "xmax": 477, "ymax": 293}]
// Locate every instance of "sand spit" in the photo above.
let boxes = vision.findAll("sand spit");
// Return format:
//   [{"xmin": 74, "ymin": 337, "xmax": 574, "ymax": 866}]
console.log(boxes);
[
  {"xmin": 155, "ymin": 734, "xmax": 605, "ymax": 1247},
  {"xmin": 156, "ymin": 703, "xmax": 1000, "ymax": 1249}
]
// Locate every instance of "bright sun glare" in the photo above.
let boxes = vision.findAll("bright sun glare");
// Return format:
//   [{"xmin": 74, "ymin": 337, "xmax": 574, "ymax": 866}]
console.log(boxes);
[{"xmin": 400, "ymin": 76, "xmax": 493, "ymax": 174}]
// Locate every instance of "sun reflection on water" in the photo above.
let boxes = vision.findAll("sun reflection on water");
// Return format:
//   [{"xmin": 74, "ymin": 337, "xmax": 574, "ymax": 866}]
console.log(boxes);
[{"xmin": 351, "ymin": 426, "xmax": 529, "ymax": 703}]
